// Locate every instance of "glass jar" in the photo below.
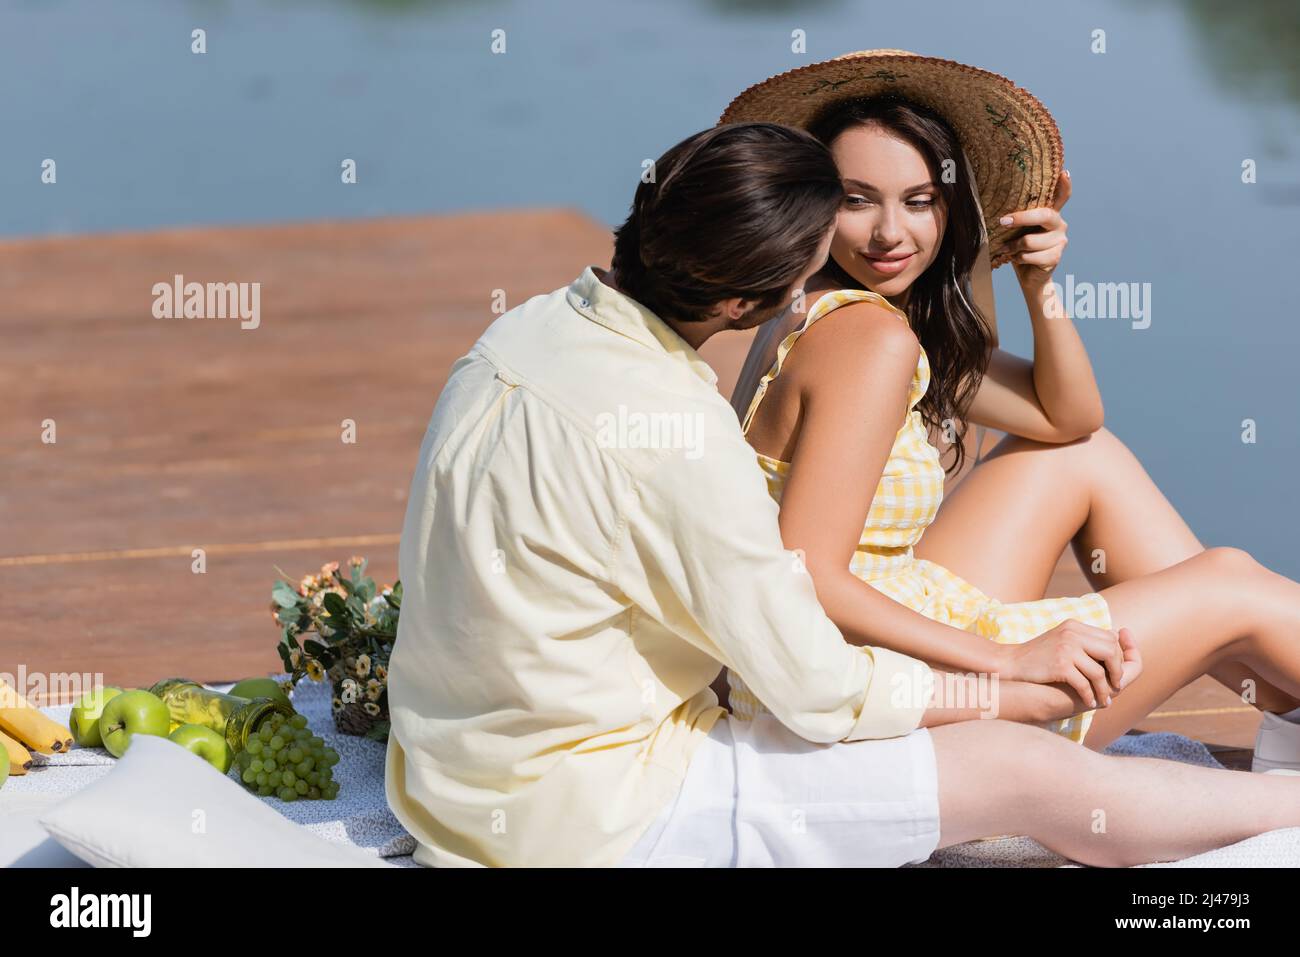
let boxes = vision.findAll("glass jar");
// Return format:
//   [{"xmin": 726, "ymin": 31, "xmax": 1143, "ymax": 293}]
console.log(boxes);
[{"xmin": 148, "ymin": 678, "xmax": 294, "ymax": 754}]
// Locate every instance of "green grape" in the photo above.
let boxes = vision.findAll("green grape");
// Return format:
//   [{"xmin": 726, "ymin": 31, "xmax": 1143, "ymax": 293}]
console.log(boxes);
[{"xmin": 229, "ymin": 718, "xmax": 345, "ymax": 802}]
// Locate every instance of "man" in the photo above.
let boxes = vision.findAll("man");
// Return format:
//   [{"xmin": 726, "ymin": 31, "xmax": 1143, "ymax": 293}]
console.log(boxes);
[{"xmin": 384, "ymin": 122, "xmax": 941, "ymax": 868}]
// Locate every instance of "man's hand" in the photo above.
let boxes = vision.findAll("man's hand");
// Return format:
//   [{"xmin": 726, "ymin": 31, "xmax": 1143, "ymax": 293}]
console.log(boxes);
[
  {"xmin": 997, "ymin": 619, "xmax": 1128, "ymax": 709},
  {"xmin": 922, "ymin": 630, "xmax": 1142, "ymax": 728},
  {"xmin": 1020, "ymin": 629, "xmax": 1143, "ymax": 722}
]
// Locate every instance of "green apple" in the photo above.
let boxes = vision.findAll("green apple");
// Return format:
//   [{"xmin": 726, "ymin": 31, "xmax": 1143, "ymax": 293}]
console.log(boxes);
[
  {"xmin": 229, "ymin": 677, "xmax": 292, "ymax": 709},
  {"xmin": 99, "ymin": 690, "xmax": 171, "ymax": 758},
  {"xmin": 70, "ymin": 685, "xmax": 124, "ymax": 747},
  {"xmin": 169, "ymin": 723, "xmax": 234, "ymax": 773},
  {"xmin": 0, "ymin": 753, "xmax": 8, "ymax": 790}
]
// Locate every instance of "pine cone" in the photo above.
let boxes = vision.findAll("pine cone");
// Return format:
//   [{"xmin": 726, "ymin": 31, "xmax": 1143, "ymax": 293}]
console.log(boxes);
[{"xmin": 332, "ymin": 697, "xmax": 389, "ymax": 738}]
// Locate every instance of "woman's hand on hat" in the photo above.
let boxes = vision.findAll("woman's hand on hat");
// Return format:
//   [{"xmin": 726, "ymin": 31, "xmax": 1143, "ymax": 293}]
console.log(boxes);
[{"xmin": 1000, "ymin": 170, "xmax": 1071, "ymax": 283}]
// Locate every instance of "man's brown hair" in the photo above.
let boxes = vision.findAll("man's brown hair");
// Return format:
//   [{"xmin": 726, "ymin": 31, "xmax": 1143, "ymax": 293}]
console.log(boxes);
[{"xmin": 611, "ymin": 122, "xmax": 842, "ymax": 324}]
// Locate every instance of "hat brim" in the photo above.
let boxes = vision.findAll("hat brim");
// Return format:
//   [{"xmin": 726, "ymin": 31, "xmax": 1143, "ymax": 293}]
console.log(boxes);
[{"xmin": 719, "ymin": 51, "xmax": 1063, "ymax": 268}]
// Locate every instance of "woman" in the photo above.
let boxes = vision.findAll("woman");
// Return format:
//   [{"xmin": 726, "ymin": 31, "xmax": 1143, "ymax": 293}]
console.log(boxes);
[{"xmin": 718, "ymin": 51, "xmax": 1300, "ymax": 764}]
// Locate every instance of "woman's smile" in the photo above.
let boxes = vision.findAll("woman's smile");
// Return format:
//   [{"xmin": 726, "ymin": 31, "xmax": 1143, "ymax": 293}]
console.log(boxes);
[{"xmin": 861, "ymin": 250, "xmax": 915, "ymax": 275}]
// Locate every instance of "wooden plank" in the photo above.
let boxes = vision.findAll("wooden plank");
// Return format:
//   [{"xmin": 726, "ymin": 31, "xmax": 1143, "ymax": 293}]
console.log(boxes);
[{"xmin": 1, "ymin": 210, "xmax": 612, "ymax": 692}]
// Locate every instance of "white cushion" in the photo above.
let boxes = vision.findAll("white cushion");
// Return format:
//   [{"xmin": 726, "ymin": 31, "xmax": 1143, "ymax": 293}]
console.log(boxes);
[
  {"xmin": 38, "ymin": 735, "xmax": 393, "ymax": 867},
  {"xmin": 0, "ymin": 793, "xmax": 88, "ymax": 867}
]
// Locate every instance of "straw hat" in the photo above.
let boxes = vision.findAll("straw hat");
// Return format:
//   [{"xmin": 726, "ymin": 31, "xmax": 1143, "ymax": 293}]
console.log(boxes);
[{"xmin": 718, "ymin": 49, "xmax": 1063, "ymax": 271}]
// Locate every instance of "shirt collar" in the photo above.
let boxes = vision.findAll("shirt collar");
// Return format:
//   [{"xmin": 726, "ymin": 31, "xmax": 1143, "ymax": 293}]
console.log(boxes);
[{"xmin": 567, "ymin": 266, "xmax": 719, "ymax": 388}]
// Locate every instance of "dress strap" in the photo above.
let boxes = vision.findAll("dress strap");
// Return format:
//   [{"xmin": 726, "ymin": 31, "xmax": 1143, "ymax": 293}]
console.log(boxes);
[{"xmin": 739, "ymin": 289, "xmax": 909, "ymax": 436}]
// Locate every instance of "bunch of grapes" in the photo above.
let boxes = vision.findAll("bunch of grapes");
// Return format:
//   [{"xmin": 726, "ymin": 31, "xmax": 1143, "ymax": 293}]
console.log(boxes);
[{"xmin": 232, "ymin": 712, "xmax": 341, "ymax": 801}]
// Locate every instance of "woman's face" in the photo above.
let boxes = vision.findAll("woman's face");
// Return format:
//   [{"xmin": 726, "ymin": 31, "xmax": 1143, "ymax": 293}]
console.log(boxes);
[{"xmin": 826, "ymin": 123, "xmax": 947, "ymax": 300}]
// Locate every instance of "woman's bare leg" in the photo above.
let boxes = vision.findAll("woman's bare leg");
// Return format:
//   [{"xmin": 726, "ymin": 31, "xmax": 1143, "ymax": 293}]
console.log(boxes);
[
  {"xmin": 930, "ymin": 717, "xmax": 1300, "ymax": 867},
  {"xmin": 917, "ymin": 426, "xmax": 1300, "ymax": 713},
  {"xmin": 1083, "ymin": 547, "xmax": 1300, "ymax": 749}
]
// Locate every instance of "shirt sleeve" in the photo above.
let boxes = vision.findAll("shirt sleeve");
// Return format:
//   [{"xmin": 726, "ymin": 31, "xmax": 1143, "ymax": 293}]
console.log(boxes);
[{"xmin": 607, "ymin": 411, "xmax": 933, "ymax": 742}]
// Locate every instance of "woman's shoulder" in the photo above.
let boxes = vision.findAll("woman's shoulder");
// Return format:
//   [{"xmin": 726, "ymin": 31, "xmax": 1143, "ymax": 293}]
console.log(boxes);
[
  {"xmin": 775, "ymin": 290, "xmax": 921, "ymax": 414},
  {"xmin": 807, "ymin": 286, "xmax": 908, "ymax": 322},
  {"xmin": 800, "ymin": 287, "xmax": 920, "ymax": 361}
]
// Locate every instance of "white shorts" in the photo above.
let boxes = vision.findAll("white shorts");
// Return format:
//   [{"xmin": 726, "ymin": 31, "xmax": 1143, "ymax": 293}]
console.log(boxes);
[{"xmin": 620, "ymin": 713, "xmax": 941, "ymax": 867}]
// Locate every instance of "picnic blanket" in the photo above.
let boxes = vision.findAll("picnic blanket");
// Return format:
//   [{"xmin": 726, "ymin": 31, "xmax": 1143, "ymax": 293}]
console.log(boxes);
[
  {"xmin": 8, "ymin": 682, "xmax": 1299, "ymax": 867},
  {"xmin": 5, "ymin": 678, "xmax": 421, "ymax": 867}
]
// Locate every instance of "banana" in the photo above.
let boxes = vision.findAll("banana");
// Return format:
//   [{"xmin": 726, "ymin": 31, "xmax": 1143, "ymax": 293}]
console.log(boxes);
[
  {"xmin": 0, "ymin": 677, "xmax": 74, "ymax": 754},
  {"xmin": 0, "ymin": 729, "xmax": 32, "ymax": 775}
]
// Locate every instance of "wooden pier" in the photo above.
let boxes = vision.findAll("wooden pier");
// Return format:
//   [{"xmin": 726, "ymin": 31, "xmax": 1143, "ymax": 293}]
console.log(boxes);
[{"xmin": 0, "ymin": 210, "xmax": 1259, "ymax": 760}]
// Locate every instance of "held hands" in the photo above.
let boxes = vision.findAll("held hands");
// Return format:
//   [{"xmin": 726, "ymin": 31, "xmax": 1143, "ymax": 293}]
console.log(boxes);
[
  {"xmin": 1001, "ymin": 169, "xmax": 1071, "ymax": 285},
  {"xmin": 1000, "ymin": 619, "xmax": 1142, "ymax": 710}
]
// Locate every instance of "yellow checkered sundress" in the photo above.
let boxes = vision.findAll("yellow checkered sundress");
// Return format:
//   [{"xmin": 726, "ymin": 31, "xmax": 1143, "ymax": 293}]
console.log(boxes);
[{"xmin": 727, "ymin": 288, "xmax": 1112, "ymax": 744}]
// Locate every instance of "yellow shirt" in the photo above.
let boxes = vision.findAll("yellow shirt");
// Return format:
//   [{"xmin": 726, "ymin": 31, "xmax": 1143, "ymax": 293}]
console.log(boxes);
[{"xmin": 384, "ymin": 266, "xmax": 935, "ymax": 867}]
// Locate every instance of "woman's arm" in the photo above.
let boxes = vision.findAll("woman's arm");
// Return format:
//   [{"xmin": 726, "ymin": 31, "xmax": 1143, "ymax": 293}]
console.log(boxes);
[
  {"xmin": 779, "ymin": 300, "xmax": 1008, "ymax": 675},
  {"xmin": 778, "ymin": 299, "xmax": 1126, "ymax": 705},
  {"xmin": 966, "ymin": 171, "xmax": 1105, "ymax": 442}
]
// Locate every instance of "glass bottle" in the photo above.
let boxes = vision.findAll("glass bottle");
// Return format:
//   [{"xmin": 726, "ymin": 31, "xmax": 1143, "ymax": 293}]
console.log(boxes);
[{"xmin": 148, "ymin": 678, "xmax": 294, "ymax": 754}]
